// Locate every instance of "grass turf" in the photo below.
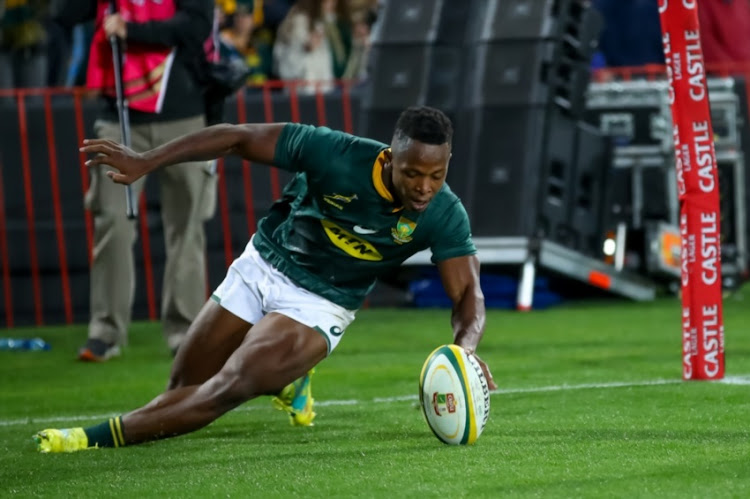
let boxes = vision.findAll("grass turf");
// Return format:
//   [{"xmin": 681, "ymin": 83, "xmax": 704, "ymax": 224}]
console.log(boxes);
[{"xmin": 1, "ymin": 291, "xmax": 749, "ymax": 498}]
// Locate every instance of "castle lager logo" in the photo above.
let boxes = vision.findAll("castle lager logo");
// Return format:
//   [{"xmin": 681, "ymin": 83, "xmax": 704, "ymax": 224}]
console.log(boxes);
[
  {"xmin": 701, "ymin": 304, "xmax": 721, "ymax": 377},
  {"xmin": 432, "ymin": 392, "xmax": 456, "ymax": 416},
  {"xmin": 693, "ymin": 121, "xmax": 716, "ymax": 193},
  {"xmin": 682, "ymin": 307, "xmax": 693, "ymax": 379},
  {"xmin": 683, "ymin": 213, "xmax": 696, "ymax": 286},
  {"xmin": 685, "ymin": 30, "xmax": 706, "ymax": 101},
  {"xmin": 699, "ymin": 211, "xmax": 719, "ymax": 286}
]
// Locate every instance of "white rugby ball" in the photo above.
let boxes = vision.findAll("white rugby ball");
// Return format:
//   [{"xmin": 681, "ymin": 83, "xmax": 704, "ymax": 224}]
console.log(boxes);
[{"xmin": 419, "ymin": 344, "xmax": 490, "ymax": 445}]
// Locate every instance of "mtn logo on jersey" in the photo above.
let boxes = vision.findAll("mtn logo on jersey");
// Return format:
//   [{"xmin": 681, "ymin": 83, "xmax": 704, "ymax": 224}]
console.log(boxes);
[
  {"xmin": 322, "ymin": 193, "xmax": 358, "ymax": 210},
  {"xmin": 392, "ymin": 216, "xmax": 416, "ymax": 244},
  {"xmin": 321, "ymin": 220, "xmax": 383, "ymax": 261}
]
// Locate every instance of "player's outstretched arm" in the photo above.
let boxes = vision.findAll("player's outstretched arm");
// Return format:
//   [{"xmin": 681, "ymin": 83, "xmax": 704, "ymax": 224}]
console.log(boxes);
[
  {"xmin": 437, "ymin": 255, "xmax": 497, "ymax": 390},
  {"xmin": 80, "ymin": 123, "xmax": 286, "ymax": 185}
]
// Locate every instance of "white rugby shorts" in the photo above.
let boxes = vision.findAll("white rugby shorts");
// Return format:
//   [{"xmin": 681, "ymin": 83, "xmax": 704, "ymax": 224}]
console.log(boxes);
[{"xmin": 212, "ymin": 239, "xmax": 357, "ymax": 354}]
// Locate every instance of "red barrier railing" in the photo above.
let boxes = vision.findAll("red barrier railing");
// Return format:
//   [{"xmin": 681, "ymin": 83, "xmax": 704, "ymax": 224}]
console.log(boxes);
[
  {"xmin": 0, "ymin": 157, "xmax": 12, "ymax": 328},
  {"xmin": 43, "ymin": 92, "xmax": 73, "ymax": 324},
  {"xmin": 0, "ymin": 80, "xmax": 355, "ymax": 327},
  {"xmin": 16, "ymin": 93, "xmax": 44, "ymax": 326}
]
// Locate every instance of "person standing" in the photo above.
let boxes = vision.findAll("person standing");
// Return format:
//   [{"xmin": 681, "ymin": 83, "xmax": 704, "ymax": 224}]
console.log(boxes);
[
  {"xmin": 272, "ymin": 0, "xmax": 353, "ymax": 93},
  {"xmin": 52, "ymin": 0, "xmax": 217, "ymax": 361}
]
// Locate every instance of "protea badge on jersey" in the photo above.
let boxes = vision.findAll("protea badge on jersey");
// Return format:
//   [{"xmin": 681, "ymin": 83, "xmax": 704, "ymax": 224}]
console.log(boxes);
[{"xmin": 419, "ymin": 344, "xmax": 490, "ymax": 445}]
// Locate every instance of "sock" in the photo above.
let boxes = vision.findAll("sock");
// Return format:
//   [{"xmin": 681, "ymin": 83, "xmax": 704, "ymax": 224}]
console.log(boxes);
[{"xmin": 83, "ymin": 416, "xmax": 126, "ymax": 448}]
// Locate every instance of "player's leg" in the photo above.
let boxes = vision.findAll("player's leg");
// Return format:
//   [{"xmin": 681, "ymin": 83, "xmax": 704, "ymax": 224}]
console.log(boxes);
[
  {"xmin": 260, "ymin": 250, "xmax": 357, "ymax": 427},
  {"xmin": 34, "ymin": 309, "xmax": 327, "ymax": 452},
  {"xmin": 116, "ymin": 311, "xmax": 328, "ymax": 444},
  {"xmin": 168, "ymin": 240, "xmax": 263, "ymax": 388},
  {"xmin": 34, "ymin": 299, "xmax": 252, "ymax": 453},
  {"xmin": 167, "ymin": 298, "xmax": 251, "ymax": 389}
]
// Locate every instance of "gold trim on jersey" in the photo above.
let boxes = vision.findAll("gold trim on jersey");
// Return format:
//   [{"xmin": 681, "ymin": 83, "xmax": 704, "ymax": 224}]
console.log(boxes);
[
  {"xmin": 371, "ymin": 149, "xmax": 393, "ymax": 202},
  {"xmin": 371, "ymin": 149, "xmax": 404, "ymax": 213}
]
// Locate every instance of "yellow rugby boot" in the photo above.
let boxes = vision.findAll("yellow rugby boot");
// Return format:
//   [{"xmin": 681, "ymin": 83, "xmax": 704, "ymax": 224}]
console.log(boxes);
[
  {"xmin": 271, "ymin": 369, "xmax": 316, "ymax": 427},
  {"xmin": 33, "ymin": 428, "xmax": 91, "ymax": 453}
]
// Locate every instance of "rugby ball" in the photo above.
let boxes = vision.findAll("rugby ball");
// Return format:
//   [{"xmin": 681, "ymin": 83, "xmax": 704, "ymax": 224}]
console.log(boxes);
[{"xmin": 419, "ymin": 344, "xmax": 490, "ymax": 445}]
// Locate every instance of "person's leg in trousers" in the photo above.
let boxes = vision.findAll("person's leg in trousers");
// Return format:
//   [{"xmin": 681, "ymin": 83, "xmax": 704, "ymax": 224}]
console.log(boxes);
[
  {"xmin": 80, "ymin": 119, "xmax": 150, "ymax": 361},
  {"xmin": 153, "ymin": 116, "xmax": 216, "ymax": 354}
]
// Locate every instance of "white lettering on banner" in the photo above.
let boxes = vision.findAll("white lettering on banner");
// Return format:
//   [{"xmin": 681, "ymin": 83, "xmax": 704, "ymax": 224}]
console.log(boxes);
[
  {"xmin": 685, "ymin": 31, "xmax": 705, "ymax": 101},
  {"xmin": 700, "ymin": 212, "xmax": 719, "ymax": 285},
  {"xmin": 671, "ymin": 127, "xmax": 686, "ymax": 195},
  {"xmin": 683, "ymin": 0, "xmax": 696, "ymax": 9},
  {"xmin": 682, "ymin": 307, "xmax": 692, "ymax": 378},
  {"xmin": 676, "ymin": 159, "xmax": 686, "ymax": 195},
  {"xmin": 680, "ymin": 213, "xmax": 689, "ymax": 286},
  {"xmin": 680, "ymin": 142, "xmax": 691, "ymax": 172},
  {"xmin": 659, "ymin": 0, "xmax": 668, "ymax": 14},
  {"xmin": 702, "ymin": 305, "xmax": 720, "ymax": 377},
  {"xmin": 673, "ymin": 51, "xmax": 683, "ymax": 81},
  {"xmin": 662, "ymin": 34, "xmax": 676, "ymax": 104},
  {"xmin": 693, "ymin": 121, "xmax": 716, "ymax": 192}
]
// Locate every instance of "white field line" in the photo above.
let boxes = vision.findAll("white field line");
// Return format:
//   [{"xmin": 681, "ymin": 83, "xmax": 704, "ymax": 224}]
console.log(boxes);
[{"xmin": 2, "ymin": 375, "xmax": 748, "ymax": 428}]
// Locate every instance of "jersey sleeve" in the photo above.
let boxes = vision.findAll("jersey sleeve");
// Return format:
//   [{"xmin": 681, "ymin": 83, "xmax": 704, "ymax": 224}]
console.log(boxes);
[
  {"xmin": 430, "ymin": 199, "xmax": 477, "ymax": 263},
  {"xmin": 273, "ymin": 123, "xmax": 348, "ymax": 178}
]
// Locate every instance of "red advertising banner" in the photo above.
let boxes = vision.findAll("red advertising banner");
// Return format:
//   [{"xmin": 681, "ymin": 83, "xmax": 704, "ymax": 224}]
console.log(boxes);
[{"xmin": 658, "ymin": 0, "xmax": 724, "ymax": 380}]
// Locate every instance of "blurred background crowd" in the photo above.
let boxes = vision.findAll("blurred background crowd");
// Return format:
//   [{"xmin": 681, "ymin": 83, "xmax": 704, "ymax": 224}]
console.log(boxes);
[
  {"xmin": 2, "ymin": 0, "xmax": 749, "ymax": 90},
  {"xmin": 0, "ymin": 0, "xmax": 380, "ymax": 90}
]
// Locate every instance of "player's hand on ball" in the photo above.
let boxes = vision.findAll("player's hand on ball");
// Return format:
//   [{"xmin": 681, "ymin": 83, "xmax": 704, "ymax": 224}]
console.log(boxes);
[
  {"xmin": 471, "ymin": 353, "xmax": 497, "ymax": 391},
  {"xmin": 81, "ymin": 139, "xmax": 148, "ymax": 185}
]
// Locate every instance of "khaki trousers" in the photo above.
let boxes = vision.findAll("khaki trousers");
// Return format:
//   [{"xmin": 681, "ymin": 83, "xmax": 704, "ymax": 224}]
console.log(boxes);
[{"xmin": 85, "ymin": 115, "xmax": 217, "ymax": 350}]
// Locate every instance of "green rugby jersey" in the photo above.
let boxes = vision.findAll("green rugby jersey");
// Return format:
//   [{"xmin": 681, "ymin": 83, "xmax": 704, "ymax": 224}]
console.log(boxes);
[{"xmin": 253, "ymin": 123, "xmax": 476, "ymax": 310}]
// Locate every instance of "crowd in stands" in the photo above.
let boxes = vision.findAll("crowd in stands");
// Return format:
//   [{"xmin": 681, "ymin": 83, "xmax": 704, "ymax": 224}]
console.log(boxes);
[
  {"xmin": 3, "ymin": 0, "xmax": 750, "ymax": 91},
  {"xmin": 0, "ymin": 0, "xmax": 379, "ymax": 90}
]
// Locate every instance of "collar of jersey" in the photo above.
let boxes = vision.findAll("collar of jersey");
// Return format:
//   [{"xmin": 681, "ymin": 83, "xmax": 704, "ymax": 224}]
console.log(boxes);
[{"xmin": 372, "ymin": 148, "xmax": 403, "ymax": 213}]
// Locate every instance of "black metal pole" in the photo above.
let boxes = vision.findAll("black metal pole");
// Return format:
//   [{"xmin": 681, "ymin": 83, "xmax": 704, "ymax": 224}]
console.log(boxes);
[{"xmin": 108, "ymin": 0, "xmax": 137, "ymax": 219}]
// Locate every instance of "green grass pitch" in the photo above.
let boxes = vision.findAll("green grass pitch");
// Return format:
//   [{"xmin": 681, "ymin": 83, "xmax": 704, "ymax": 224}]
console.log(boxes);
[{"xmin": 1, "ymin": 292, "xmax": 749, "ymax": 498}]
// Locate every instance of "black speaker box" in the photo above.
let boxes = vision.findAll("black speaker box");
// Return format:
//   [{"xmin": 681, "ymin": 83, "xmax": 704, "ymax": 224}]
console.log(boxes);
[
  {"xmin": 370, "ymin": 0, "xmax": 445, "ymax": 45},
  {"xmin": 361, "ymin": 44, "xmax": 466, "ymax": 112},
  {"xmin": 469, "ymin": 0, "xmax": 603, "ymax": 61},
  {"xmin": 425, "ymin": 46, "xmax": 464, "ymax": 111},
  {"xmin": 452, "ymin": 105, "xmax": 578, "ymax": 238},
  {"xmin": 434, "ymin": 0, "xmax": 475, "ymax": 45},
  {"xmin": 361, "ymin": 45, "xmax": 433, "ymax": 109},
  {"xmin": 463, "ymin": 41, "xmax": 591, "ymax": 116},
  {"xmin": 473, "ymin": 0, "xmax": 559, "ymax": 42},
  {"xmin": 569, "ymin": 121, "xmax": 611, "ymax": 255}
]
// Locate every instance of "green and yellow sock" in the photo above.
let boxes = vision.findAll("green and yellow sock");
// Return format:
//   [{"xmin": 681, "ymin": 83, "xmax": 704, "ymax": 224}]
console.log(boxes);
[{"xmin": 83, "ymin": 416, "xmax": 126, "ymax": 448}]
